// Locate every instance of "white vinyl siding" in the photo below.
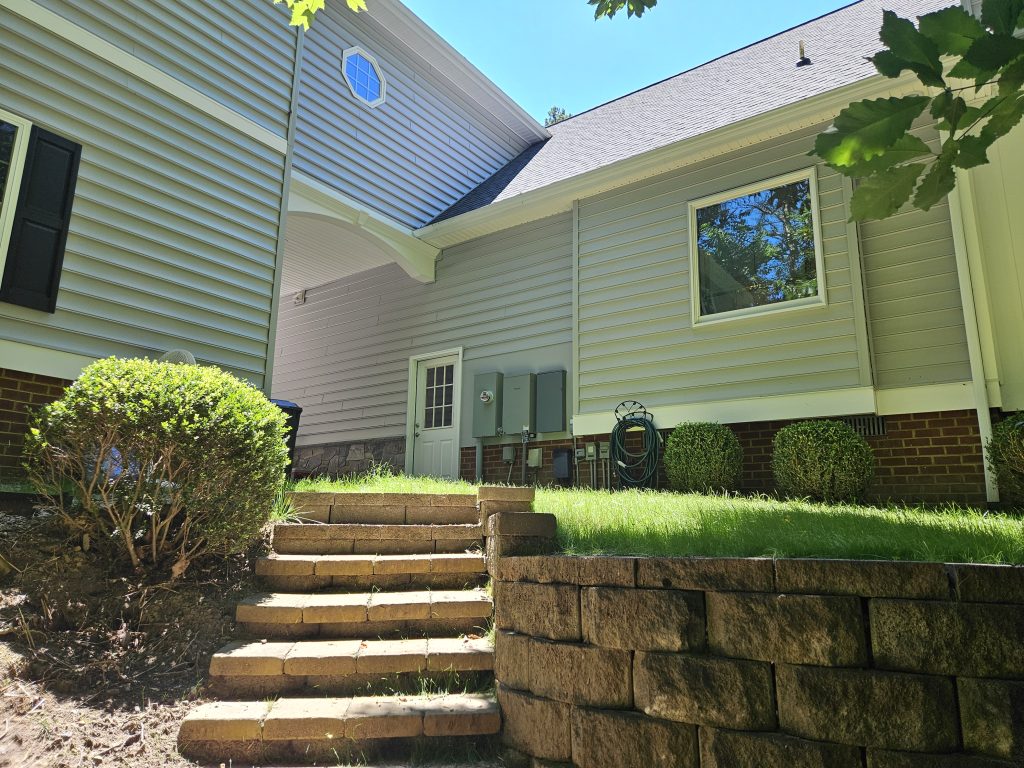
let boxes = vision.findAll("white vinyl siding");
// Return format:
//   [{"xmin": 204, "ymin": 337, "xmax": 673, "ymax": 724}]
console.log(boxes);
[
  {"xmin": 858, "ymin": 123, "xmax": 971, "ymax": 390},
  {"xmin": 33, "ymin": 0, "xmax": 295, "ymax": 137},
  {"xmin": 272, "ymin": 213, "xmax": 573, "ymax": 447},
  {"xmin": 0, "ymin": 8, "xmax": 288, "ymax": 386},
  {"xmin": 576, "ymin": 124, "xmax": 867, "ymax": 417},
  {"xmin": 293, "ymin": 2, "xmax": 532, "ymax": 228}
]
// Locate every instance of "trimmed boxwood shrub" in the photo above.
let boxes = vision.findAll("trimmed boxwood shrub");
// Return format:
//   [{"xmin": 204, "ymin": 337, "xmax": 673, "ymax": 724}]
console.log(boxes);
[
  {"xmin": 988, "ymin": 415, "xmax": 1024, "ymax": 507},
  {"xmin": 773, "ymin": 419, "xmax": 874, "ymax": 502},
  {"xmin": 664, "ymin": 422, "xmax": 743, "ymax": 493},
  {"xmin": 24, "ymin": 357, "xmax": 288, "ymax": 578}
]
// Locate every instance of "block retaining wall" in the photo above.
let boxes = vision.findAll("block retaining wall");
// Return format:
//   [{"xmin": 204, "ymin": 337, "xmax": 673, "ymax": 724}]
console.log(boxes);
[
  {"xmin": 0, "ymin": 367, "xmax": 71, "ymax": 480},
  {"xmin": 492, "ymin": 553, "xmax": 1024, "ymax": 767}
]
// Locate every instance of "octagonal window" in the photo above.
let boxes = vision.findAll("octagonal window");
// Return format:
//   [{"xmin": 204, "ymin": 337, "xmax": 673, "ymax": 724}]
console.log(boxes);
[{"xmin": 342, "ymin": 47, "xmax": 386, "ymax": 108}]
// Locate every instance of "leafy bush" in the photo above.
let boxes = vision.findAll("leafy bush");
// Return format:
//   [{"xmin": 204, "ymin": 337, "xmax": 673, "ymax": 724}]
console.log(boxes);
[
  {"xmin": 773, "ymin": 419, "xmax": 874, "ymax": 502},
  {"xmin": 988, "ymin": 415, "xmax": 1024, "ymax": 507},
  {"xmin": 24, "ymin": 357, "xmax": 288, "ymax": 578},
  {"xmin": 664, "ymin": 422, "xmax": 743, "ymax": 493}
]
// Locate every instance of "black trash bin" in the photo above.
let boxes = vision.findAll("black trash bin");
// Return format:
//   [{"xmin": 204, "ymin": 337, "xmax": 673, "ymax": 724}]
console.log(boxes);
[{"xmin": 271, "ymin": 399, "xmax": 303, "ymax": 475}]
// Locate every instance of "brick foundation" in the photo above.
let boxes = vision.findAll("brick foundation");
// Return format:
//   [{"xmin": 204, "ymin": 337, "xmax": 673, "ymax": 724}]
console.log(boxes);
[
  {"xmin": 0, "ymin": 368, "xmax": 71, "ymax": 480},
  {"xmin": 460, "ymin": 409, "xmax": 989, "ymax": 505}
]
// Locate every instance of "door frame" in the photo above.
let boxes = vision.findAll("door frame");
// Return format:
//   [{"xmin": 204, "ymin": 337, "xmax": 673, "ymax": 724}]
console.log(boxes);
[{"xmin": 404, "ymin": 346, "xmax": 463, "ymax": 476}]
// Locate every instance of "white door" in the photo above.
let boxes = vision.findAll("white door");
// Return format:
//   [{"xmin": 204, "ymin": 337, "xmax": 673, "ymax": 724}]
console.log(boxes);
[{"xmin": 412, "ymin": 356, "xmax": 459, "ymax": 478}]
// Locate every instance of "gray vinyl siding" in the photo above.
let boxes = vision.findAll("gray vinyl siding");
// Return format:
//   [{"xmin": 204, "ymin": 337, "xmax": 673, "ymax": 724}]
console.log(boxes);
[
  {"xmin": 0, "ymin": 8, "xmax": 288, "ymax": 386},
  {"xmin": 292, "ymin": 2, "xmax": 533, "ymax": 228},
  {"xmin": 33, "ymin": 0, "xmax": 295, "ymax": 137},
  {"xmin": 272, "ymin": 213, "xmax": 573, "ymax": 446},
  {"xmin": 575, "ymin": 125, "xmax": 867, "ymax": 417},
  {"xmin": 858, "ymin": 170, "xmax": 972, "ymax": 388}
]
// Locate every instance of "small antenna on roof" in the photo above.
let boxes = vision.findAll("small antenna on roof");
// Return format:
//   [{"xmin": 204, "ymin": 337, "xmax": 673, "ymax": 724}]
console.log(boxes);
[{"xmin": 797, "ymin": 41, "xmax": 812, "ymax": 67}]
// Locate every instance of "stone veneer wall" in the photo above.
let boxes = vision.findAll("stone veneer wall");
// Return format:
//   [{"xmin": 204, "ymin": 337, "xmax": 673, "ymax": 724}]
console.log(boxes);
[
  {"xmin": 0, "ymin": 368, "xmax": 71, "ymax": 480},
  {"xmin": 461, "ymin": 409, "xmax": 988, "ymax": 504},
  {"xmin": 292, "ymin": 437, "xmax": 405, "ymax": 478},
  {"xmin": 491, "ymin": 553, "xmax": 1024, "ymax": 767}
]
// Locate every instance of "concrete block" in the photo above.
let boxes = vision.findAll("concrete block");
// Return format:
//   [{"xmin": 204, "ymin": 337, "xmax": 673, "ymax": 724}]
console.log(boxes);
[
  {"xmin": 495, "ymin": 630, "xmax": 531, "ymax": 690},
  {"xmin": 571, "ymin": 707, "xmax": 697, "ymax": 768},
  {"xmin": 582, "ymin": 587, "xmax": 704, "ymax": 652},
  {"xmin": 528, "ymin": 638, "xmax": 632, "ymax": 707},
  {"xmin": 700, "ymin": 727, "xmax": 862, "ymax": 768},
  {"xmin": 498, "ymin": 684, "xmax": 571, "ymax": 762},
  {"xmin": 958, "ymin": 677, "xmax": 1024, "ymax": 761},
  {"xmin": 494, "ymin": 582, "xmax": 581, "ymax": 641},
  {"xmin": 775, "ymin": 559, "xmax": 951, "ymax": 599},
  {"xmin": 637, "ymin": 557, "xmax": 773, "ymax": 592}
]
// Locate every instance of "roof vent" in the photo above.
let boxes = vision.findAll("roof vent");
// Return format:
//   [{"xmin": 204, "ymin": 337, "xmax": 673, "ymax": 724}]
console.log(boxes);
[{"xmin": 797, "ymin": 41, "xmax": 812, "ymax": 67}]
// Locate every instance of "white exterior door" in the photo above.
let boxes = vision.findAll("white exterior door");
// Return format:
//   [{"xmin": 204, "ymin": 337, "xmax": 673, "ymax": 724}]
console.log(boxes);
[{"xmin": 412, "ymin": 355, "xmax": 459, "ymax": 478}]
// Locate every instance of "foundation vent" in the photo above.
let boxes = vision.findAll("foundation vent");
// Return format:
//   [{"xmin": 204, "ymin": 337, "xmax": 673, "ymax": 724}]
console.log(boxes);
[{"xmin": 840, "ymin": 414, "xmax": 887, "ymax": 437}]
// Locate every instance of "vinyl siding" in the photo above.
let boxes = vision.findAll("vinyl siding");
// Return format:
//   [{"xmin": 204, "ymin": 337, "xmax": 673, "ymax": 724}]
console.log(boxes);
[
  {"xmin": 0, "ymin": 8, "xmax": 288, "ymax": 386},
  {"xmin": 858, "ymin": 124, "xmax": 971, "ymax": 390},
  {"xmin": 33, "ymin": 0, "xmax": 295, "ymax": 137},
  {"xmin": 272, "ymin": 213, "xmax": 573, "ymax": 446},
  {"xmin": 292, "ymin": 1, "xmax": 533, "ymax": 228},
  {"xmin": 575, "ymin": 125, "xmax": 868, "ymax": 417}
]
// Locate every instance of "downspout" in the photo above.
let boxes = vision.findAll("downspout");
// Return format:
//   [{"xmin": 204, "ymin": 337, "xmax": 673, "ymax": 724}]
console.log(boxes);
[
  {"xmin": 263, "ymin": 24, "xmax": 304, "ymax": 395},
  {"xmin": 948, "ymin": 183, "xmax": 1000, "ymax": 504},
  {"xmin": 475, "ymin": 439, "xmax": 484, "ymax": 484}
]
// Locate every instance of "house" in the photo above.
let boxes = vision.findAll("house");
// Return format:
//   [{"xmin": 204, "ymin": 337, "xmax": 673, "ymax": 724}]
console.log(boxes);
[
  {"xmin": 271, "ymin": 0, "xmax": 1024, "ymax": 506},
  {"xmin": 0, "ymin": 0, "xmax": 299, "ymax": 478},
  {"xmin": 2, "ymin": 0, "xmax": 1021, "ymax": 505}
]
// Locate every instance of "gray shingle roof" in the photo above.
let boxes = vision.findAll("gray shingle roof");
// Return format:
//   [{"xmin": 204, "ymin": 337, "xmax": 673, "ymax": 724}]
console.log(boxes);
[{"xmin": 432, "ymin": 0, "xmax": 953, "ymax": 223}]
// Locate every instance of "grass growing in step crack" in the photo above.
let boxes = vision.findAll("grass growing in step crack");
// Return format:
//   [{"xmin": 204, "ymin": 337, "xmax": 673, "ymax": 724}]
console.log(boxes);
[{"xmin": 540, "ymin": 487, "xmax": 1024, "ymax": 564}]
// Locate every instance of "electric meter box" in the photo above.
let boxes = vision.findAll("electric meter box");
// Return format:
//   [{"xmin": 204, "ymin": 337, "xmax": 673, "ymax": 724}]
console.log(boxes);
[
  {"xmin": 536, "ymin": 370, "xmax": 566, "ymax": 433},
  {"xmin": 502, "ymin": 373, "xmax": 536, "ymax": 434},
  {"xmin": 472, "ymin": 372, "xmax": 503, "ymax": 437}
]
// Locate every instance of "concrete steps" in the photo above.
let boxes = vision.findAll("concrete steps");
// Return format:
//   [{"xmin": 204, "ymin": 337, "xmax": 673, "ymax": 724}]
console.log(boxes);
[
  {"xmin": 209, "ymin": 636, "xmax": 493, "ymax": 695},
  {"xmin": 255, "ymin": 552, "xmax": 486, "ymax": 592},
  {"xmin": 177, "ymin": 487, "xmax": 537, "ymax": 765},
  {"xmin": 178, "ymin": 693, "xmax": 500, "ymax": 762}
]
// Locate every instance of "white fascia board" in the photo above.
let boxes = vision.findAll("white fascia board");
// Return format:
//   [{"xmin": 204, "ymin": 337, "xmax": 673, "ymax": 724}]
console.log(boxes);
[
  {"xmin": 288, "ymin": 171, "xmax": 439, "ymax": 283},
  {"xmin": 365, "ymin": 0, "xmax": 549, "ymax": 145},
  {"xmin": 1, "ymin": 0, "xmax": 289, "ymax": 154},
  {"xmin": 572, "ymin": 387, "xmax": 878, "ymax": 437},
  {"xmin": 416, "ymin": 72, "xmax": 923, "ymax": 249}
]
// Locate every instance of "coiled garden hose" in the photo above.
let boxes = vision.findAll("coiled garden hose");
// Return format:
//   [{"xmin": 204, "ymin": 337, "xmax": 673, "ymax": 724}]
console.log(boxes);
[{"xmin": 609, "ymin": 401, "xmax": 662, "ymax": 489}]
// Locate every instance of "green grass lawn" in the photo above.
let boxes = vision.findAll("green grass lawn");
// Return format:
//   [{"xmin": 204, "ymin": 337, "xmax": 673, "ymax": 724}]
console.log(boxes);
[{"xmin": 288, "ymin": 473, "xmax": 1024, "ymax": 564}]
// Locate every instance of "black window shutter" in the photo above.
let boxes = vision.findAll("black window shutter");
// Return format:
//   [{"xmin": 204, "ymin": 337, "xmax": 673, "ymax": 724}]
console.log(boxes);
[{"xmin": 0, "ymin": 126, "xmax": 82, "ymax": 313}]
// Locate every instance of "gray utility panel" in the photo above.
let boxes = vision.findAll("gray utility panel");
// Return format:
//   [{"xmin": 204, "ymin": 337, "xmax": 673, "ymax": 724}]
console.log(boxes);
[
  {"xmin": 536, "ymin": 370, "xmax": 566, "ymax": 433},
  {"xmin": 472, "ymin": 372, "xmax": 503, "ymax": 438},
  {"xmin": 502, "ymin": 373, "xmax": 536, "ymax": 434}
]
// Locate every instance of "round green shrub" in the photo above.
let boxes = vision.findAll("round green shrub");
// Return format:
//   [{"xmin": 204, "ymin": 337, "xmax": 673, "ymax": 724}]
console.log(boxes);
[
  {"xmin": 772, "ymin": 419, "xmax": 874, "ymax": 502},
  {"xmin": 988, "ymin": 416, "xmax": 1024, "ymax": 507},
  {"xmin": 664, "ymin": 422, "xmax": 743, "ymax": 493},
  {"xmin": 24, "ymin": 357, "xmax": 288, "ymax": 577}
]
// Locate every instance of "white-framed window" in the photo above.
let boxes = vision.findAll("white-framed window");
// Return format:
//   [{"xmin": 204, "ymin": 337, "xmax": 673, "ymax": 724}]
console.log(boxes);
[
  {"xmin": 341, "ymin": 46, "xmax": 386, "ymax": 108},
  {"xmin": 689, "ymin": 168, "xmax": 826, "ymax": 325},
  {"xmin": 0, "ymin": 107, "xmax": 32, "ymax": 276}
]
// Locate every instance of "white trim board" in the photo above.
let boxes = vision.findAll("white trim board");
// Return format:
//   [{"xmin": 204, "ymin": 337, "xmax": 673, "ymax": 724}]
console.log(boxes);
[
  {"xmin": 0, "ymin": 107, "xmax": 31, "ymax": 283},
  {"xmin": 0, "ymin": 339, "xmax": 94, "ymax": 381},
  {"xmin": 0, "ymin": 0, "xmax": 289, "ymax": 154}
]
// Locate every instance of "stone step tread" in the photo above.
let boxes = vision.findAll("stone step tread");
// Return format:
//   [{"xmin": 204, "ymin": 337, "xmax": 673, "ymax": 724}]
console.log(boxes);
[
  {"xmin": 236, "ymin": 589, "xmax": 493, "ymax": 625},
  {"xmin": 179, "ymin": 693, "xmax": 500, "ymax": 742},
  {"xmin": 273, "ymin": 523, "xmax": 483, "ymax": 540},
  {"xmin": 210, "ymin": 636, "xmax": 493, "ymax": 677},
  {"xmin": 257, "ymin": 552, "xmax": 485, "ymax": 578}
]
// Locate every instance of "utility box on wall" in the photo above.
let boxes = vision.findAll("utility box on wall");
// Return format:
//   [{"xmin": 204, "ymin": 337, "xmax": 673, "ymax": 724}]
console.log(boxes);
[
  {"xmin": 472, "ymin": 372, "xmax": 503, "ymax": 438},
  {"xmin": 536, "ymin": 370, "xmax": 566, "ymax": 433},
  {"xmin": 502, "ymin": 373, "xmax": 536, "ymax": 434}
]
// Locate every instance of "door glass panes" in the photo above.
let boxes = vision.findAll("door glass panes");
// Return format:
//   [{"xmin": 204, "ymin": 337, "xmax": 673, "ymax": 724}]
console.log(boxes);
[
  {"xmin": 0, "ymin": 121, "xmax": 16, "ymax": 211},
  {"xmin": 423, "ymin": 364, "xmax": 454, "ymax": 429}
]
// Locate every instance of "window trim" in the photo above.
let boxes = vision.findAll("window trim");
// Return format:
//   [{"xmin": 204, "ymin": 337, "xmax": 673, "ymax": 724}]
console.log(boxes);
[
  {"xmin": 0, "ymin": 108, "xmax": 33, "ymax": 280},
  {"xmin": 688, "ymin": 167, "xmax": 827, "ymax": 327},
  {"xmin": 341, "ymin": 46, "xmax": 387, "ymax": 109}
]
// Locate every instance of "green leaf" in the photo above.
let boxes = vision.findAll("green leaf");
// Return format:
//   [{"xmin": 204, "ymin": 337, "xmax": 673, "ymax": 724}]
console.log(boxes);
[
  {"xmin": 981, "ymin": 0, "xmax": 1024, "ymax": 35},
  {"xmin": 980, "ymin": 93, "xmax": 1024, "ymax": 142},
  {"xmin": 918, "ymin": 6, "xmax": 987, "ymax": 56},
  {"xmin": 815, "ymin": 95, "xmax": 931, "ymax": 171},
  {"xmin": 914, "ymin": 152, "xmax": 956, "ymax": 211},
  {"xmin": 850, "ymin": 163, "xmax": 926, "ymax": 221},
  {"xmin": 999, "ymin": 54, "xmax": 1024, "ymax": 94},
  {"xmin": 832, "ymin": 133, "xmax": 934, "ymax": 177},
  {"xmin": 876, "ymin": 10, "xmax": 946, "ymax": 88},
  {"xmin": 930, "ymin": 89, "xmax": 968, "ymax": 131},
  {"xmin": 963, "ymin": 33, "xmax": 1024, "ymax": 73},
  {"xmin": 955, "ymin": 135, "xmax": 995, "ymax": 168}
]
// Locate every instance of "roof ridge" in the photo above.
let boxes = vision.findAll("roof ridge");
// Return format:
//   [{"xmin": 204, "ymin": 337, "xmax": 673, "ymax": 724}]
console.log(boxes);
[{"xmin": 549, "ymin": 0, "xmax": 866, "ymax": 128}]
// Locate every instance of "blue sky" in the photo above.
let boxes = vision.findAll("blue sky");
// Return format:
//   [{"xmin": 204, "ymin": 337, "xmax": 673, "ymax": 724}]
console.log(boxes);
[{"xmin": 401, "ymin": 0, "xmax": 856, "ymax": 123}]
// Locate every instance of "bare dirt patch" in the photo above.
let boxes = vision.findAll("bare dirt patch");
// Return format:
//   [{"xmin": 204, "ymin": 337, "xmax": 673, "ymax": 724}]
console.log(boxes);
[{"xmin": 0, "ymin": 496, "xmax": 259, "ymax": 768}]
